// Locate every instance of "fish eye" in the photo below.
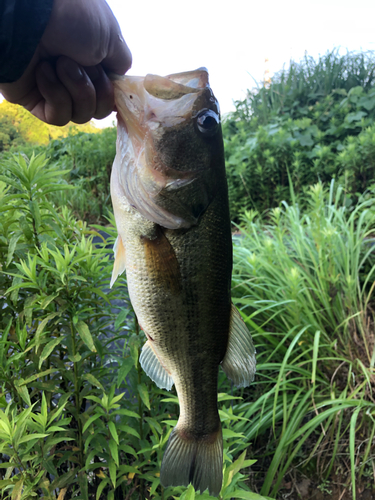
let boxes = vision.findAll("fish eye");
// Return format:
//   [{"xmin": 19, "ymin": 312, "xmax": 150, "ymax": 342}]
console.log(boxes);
[{"xmin": 196, "ymin": 109, "xmax": 220, "ymax": 136}]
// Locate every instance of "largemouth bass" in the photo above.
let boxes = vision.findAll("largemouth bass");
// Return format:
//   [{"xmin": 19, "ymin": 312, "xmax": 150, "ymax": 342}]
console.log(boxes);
[{"xmin": 110, "ymin": 68, "xmax": 256, "ymax": 496}]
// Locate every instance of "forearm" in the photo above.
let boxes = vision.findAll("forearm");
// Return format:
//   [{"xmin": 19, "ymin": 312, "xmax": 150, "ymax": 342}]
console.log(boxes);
[{"xmin": 0, "ymin": 0, "xmax": 54, "ymax": 83}]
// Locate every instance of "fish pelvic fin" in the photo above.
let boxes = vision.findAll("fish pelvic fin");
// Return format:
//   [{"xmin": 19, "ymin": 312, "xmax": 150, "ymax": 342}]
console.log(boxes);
[
  {"xmin": 139, "ymin": 340, "xmax": 174, "ymax": 390},
  {"xmin": 221, "ymin": 303, "xmax": 256, "ymax": 388},
  {"xmin": 110, "ymin": 235, "xmax": 126, "ymax": 288},
  {"xmin": 160, "ymin": 425, "xmax": 223, "ymax": 497}
]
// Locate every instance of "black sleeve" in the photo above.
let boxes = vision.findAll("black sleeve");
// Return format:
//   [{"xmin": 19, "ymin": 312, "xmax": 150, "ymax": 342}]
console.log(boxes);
[{"xmin": 0, "ymin": 0, "xmax": 54, "ymax": 83}]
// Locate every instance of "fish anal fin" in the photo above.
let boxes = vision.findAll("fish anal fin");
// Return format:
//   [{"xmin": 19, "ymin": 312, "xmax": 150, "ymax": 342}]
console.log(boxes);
[
  {"xmin": 139, "ymin": 340, "xmax": 174, "ymax": 391},
  {"xmin": 110, "ymin": 235, "xmax": 126, "ymax": 288},
  {"xmin": 141, "ymin": 226, "xmax": 181, "ymax": 294},
  {"xmin": 160, "ymin": 425, "xmax": 223, "ymax": 496},
  {"xmin": 221, "ymin": 303, "xmax": 256, "ymax": 388}
]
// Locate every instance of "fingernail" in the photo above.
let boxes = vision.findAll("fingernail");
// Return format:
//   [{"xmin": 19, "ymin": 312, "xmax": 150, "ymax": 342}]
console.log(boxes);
[
  {"xmin": 41, "ymin": 62, "xmax": 58, "ymax": 83},
  {"xmin": 64, "ymin": 59, "xmax": 84, "ymax": 81}
]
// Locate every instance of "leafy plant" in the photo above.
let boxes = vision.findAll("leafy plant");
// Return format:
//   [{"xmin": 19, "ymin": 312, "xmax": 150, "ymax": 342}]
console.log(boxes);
[
  {"xmin": 0, "ymin": 154, "xmax": 260, "ymax": 499},
  {"xmin": 231, "ymin": 180, "xmax": 375, "ymax": 497},
  {"xmin": 224, "ymin": 50, "xmax": 375, "ymax": 220}
]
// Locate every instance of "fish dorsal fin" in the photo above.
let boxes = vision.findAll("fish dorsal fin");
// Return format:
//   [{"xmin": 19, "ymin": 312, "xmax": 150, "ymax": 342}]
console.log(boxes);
[
  {"xmin": 110, "ymin": 235, "xmax": 126, "ymax": 288},
  {"xmin": 221, "ymin": 304, "xmax": 256, "ymax": 387},
  {"xmin": 139, "ymin": 340, "xmax": 174, "ymax": 391}
]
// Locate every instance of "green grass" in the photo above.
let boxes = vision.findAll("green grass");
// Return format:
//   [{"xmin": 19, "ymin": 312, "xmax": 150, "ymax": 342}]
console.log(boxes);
[
  {"xmin": 235, "ymin": 49, "xmax": 375, "ymax": 125},
  {"xmin": 230, "ymin": 180, "xmax": 375, "ymax": 497}
]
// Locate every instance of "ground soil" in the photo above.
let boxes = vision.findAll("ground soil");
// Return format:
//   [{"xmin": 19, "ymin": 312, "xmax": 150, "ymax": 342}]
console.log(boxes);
[{"xmin": 276, "ymin": 477, "xmax": 375, "ymax": 500}]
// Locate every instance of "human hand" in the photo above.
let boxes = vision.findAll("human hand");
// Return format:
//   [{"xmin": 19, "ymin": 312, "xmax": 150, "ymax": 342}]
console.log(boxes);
[{"xmin": 0, "ymin": 0, "xmax": 131, "ymax": 126}]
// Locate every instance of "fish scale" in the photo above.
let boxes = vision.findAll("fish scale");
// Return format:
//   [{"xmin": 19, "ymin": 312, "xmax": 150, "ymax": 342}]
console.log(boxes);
[{"xmin": 110, "ymin": 68, "xmax": 256, "ymax": 496}]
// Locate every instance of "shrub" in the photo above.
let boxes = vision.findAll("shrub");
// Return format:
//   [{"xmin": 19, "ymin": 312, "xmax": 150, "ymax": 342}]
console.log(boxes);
[
  {"xmin": 0, "ymin": 154, "xmax": 263, "ymax": 500},
  {"xmin": 224, "ymin": 50, "xmax": 375, "ymax": 220}
]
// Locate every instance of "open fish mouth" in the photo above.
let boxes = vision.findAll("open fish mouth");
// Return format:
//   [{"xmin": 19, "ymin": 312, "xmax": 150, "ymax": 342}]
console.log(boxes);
[
  {"xmin": 111, "ymin": 67, "xmax": 217, "ymax": 137},
  {"xmin": 110, "ymin": 68, "xmax": 222, "ymax": 229}
]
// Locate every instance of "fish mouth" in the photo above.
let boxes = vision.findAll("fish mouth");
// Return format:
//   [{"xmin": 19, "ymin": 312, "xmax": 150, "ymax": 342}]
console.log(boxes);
[
  {"xmin": 112, "ymin": 68, "xmax": 215, "ymax": 137},
  {"xmin": 111, "ymin": 68, "xmax": 220, "ymax": 229},
  {"xmin": 143, "ymin": 68, "xmax": 209, "ymax": 100}
]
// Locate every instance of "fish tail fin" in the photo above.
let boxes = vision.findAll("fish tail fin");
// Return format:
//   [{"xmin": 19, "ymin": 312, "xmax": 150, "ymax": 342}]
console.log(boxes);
[{"xmin": 160, "ymin": 424, "xmax": 223, "ymax": 496}]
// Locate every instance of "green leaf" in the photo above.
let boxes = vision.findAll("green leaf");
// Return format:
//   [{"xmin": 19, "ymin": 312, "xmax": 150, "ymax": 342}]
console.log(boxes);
[
  {"xmin": 35, "ymin": 313, "xmax": 60, "ymax": 350},
  {"xmin": 50, "ymin": 469, "xmax": 77, "ymax": 490},
  {"xmin": 78, "ymin": 471, "xmax": 89, "ymax": 500},
  {"xmin": 108, "ymin": 421, "xmax": 119, "ymax": 445},
  {"xmin": 85, "ymin": 395, "xmax": 103, "ymax": 406},
  {"xmin": 82, "ymin": 413, "xmax": 103, "ymax": 434},
  {"xmin": 76, "ymin": 321, "xmax": 96, "ymax": 352},
  {"xmin": 11, "ymin": 477, "xmax": 23, "ymax": 500},
  {"xmin": 137, "ymin": 383, "xmax": 150, "ymax": 410},
  {"xmin": 116, "ymin": 357, "xmax": 134, "ymax": 387},
  {"xmin": 21, "ymin": 368, "xmax": 58, "ymax": 386},
  {"xmin": 96, "ymin": 478, "xmax": 109, "ymax": 500},
  {"xmin": 108, "ymin": 459, "xmax": 117, "ymax": 488},
  {"xmin": 15, "ymin": 384, "xmax": 31, "ymax": 407},
  {"xmin": 144, "ymin": 416, "xmax": 162, "ymax": 435},
  {"xmin": 0, "ymin": 479, "xmax": 13, "ymax": 488},
  {"xmin": 112, "ymin": 409, "xmax": 140, "ymax": 419},
  {"xmin": 10, "ymin": 276, "xmax": 23, "ymax": 305},
  {"xmin": 109, "ymin": 392, "xmax": 125, "ymax": 406},
  {"xmin": 41, "ymin": 392, "xmax": 47, "ymax": 420},
  {"xmin": 311, "ymin": 330, "xmax": 320, "ymax": 385},
  {"xmin": 19, "ymin": 215, "xmax": 33, "ymax": 240},
  {"xmin": 40, "ymin": 294, "xmax": 58, "ymax": 310},
  {"xmin": 350, "ymin": 407, "xmax": 361, "ymax": 500},
  {"xmin": 18, "ymin": 433, "xmax": 48, "ymax": 444},
  {"xmin": 224, "ymin": 451, "xmax": 246, "ymax": 489},
  {"xmin": 222, "ymin": 429, "xmax": 244, "ymax": 439},
  {"xmin": 119, "ymin": 444, "xmax": 137, "ymax": 457},
  {"xmin": 118, "ymin": 425, "xmax": 140, "ymax": 439},
  {"xmin": 114, "ymin": 309, "xmax": 128, "ymax": 330},
  {"xmin": 358, "ymin": 95, "xmax": 375, "ymax": 111},
  {"xmin": 346, "ymin": 111, "xmax": 367, "ymax": 123},
  {"xmin": 68, "ymin": 353, "xmax": 82, "ymax": 363},
  {"xmin": 182, "ymin": 484, "xmax": 195, "ymax": 500},
  {"xmin": 108, "ymin": 439, "xmax": 119, "ymax": 466},
  {"xmin": 129, "ymin": 337, "xmax": 139, "ymax": 368},
  {"xmin": 84, "ymin": 373, "xmax": 104, "ymax": 391},
  {"xmin": 39, "ymin": 337, "xmax": 63, "ymax": 369},
  {"xmin": 29, "ymin": 200, "xmax": 41, "ymax": 230},
  {"xmin": 6, "ymin": 232, "xmax": 22, "ymax": 267}
]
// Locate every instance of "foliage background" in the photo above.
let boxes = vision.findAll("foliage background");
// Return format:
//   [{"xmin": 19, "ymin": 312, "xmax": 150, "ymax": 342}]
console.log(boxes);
[
  {"xmin": 224, "ymin": 51, "xmax": 375, "ymax": 220},
  {"xmin": 0, "ymin": 101, "xmax": 97, "ymax": 151},
  {"xmin": 1, "ymin": 50, "xmax": 375, "ymax": 500}
]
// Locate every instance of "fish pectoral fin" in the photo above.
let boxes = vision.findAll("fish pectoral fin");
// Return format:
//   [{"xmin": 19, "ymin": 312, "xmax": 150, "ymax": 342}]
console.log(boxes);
[
  {"xmin": 221, "ymin": 303, "xmax": 256, "ymax": 388},
  {"xmin": 139, "ymin": 340, "xmax": 174, "ymax": 390},
  {"xmin": 142, "ymin": 226, "xmax": 181, "ymax": 294},
  {"xmin": 160, "ymin": 425, "xmax": 223, "ymax": 497},
  {"xmin": 110, "ymin": 235, "xmax": 126, "ymax": 288}
]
